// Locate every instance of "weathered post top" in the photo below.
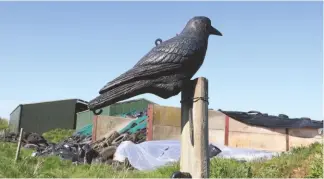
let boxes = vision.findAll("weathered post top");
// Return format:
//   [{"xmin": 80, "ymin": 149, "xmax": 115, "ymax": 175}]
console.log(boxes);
[{"xmin": 178, "ymin": 77, "xmax": 209, "ymax": 179}]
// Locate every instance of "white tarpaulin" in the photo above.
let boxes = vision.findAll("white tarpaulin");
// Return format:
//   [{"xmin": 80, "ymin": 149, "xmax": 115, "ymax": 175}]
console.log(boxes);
[{"xmin": 113, "ymin": 140, "xmax": 280, "ymax": 171}]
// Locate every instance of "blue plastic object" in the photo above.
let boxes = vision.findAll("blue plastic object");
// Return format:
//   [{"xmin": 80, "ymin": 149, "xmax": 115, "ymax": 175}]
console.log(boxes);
[
  {"xmin": 75, "ymin": 124, "xmax": 93, "ymax": 136},
  {"xmin": 119, "ymin": 116, "xmax": 147, "ymax": 134},
  {"xmin": 75, "ymin": 109, "xmax": 148, "ymax": 136}
]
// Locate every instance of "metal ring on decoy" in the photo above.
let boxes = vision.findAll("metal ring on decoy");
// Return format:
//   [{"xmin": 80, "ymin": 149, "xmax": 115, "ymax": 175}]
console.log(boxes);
[
  {"xmin": 92, "ymin": 109, "xmax": 103, "ymax": 115},
  {"xmin": 155, "ymin": 38, "xmax": 162, "ymax": 46}
]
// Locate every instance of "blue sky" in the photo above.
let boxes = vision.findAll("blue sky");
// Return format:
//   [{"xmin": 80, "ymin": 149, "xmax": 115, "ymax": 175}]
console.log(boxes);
[{"xmin": 0, "ymin": 2, "xmax": 322, "ymax": 120}]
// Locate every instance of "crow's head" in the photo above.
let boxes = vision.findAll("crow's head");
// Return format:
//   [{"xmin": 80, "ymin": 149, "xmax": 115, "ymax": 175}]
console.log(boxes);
[{"xmin": 182, "ymin": 16, "xmax": 222, "ymax": 36}]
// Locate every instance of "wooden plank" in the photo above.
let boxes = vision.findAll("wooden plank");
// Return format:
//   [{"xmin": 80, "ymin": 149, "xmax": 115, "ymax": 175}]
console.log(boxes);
[
  {"xmin": 224, "ymin": 115, "xmax": 229, "ymax": 146},
  {"xmin": 146, "ymin": 104, "xmax": 154, "ymax": 141},
  {"xmin": 289, "ymin": 128, "xmax": 323, "ymax": 150},
  {"xmin": 14, "ymin": 128, "xmax": 23, "ymax": 163},
  {"xmin": 153, "ymin": 105, "xmax": 182, "ymax": 127},
  {"xmin": 192, "ymin": 77, "xmax": 209, "ymax": 178},
  {"xmin": 152, "ymin": 125, "xmax": 182, "ymax": 140},
  {"xmin": 152, "ymin": 106, "xmax": 224, "ymax": 129},
  {"xmin": 95, "ymin": 116, "xmax": 133, "ymax": 141},
  {"xmin": 228, "ymin": 131, "xmax": 286, "ymax": 151},
  {"xmin": 286, "ymin": 128, "xmax": 289, "ymax": 151},
  {"xmin": 92, "ymin": 115, "xmax": 98, "ymax": 142},
  {"xmin": 228, "ymin": 116, "xmax": 286, "ymax": 134}
]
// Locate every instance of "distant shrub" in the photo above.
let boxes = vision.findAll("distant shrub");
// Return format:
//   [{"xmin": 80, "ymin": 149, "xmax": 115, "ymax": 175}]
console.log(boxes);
[{"xmin": 0, "ymin": 118, "xmax": 8, "ymax": 130}]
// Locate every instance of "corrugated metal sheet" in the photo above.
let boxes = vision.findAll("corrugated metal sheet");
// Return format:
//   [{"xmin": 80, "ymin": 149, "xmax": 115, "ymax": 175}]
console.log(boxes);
[
  {"xmin": 76, "ymin": 105, "xmax": 110, "ymax": 130},
  {"xmin": 9, "ymin": 99, "xmax": 87, "ymax": 134},
  {"xmin": 76, "ymin": 110, "xmax": 93, "ymax": 131},
  {"xmin": 9, "ymin": 105, "xmax": 21, "ymax": 133},
  {"xmin": 109, "ymin": 98, "xmax": 152, "ymax": 116},
  {"xmin": 20, "ymin": 99, "xmax": 77, "ymax": 134}
]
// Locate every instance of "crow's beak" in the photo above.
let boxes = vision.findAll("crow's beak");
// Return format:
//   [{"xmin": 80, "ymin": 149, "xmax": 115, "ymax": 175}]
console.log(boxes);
[{"xmin": 210, "ymin": 26, "xmax": 222, "ymax": 36}]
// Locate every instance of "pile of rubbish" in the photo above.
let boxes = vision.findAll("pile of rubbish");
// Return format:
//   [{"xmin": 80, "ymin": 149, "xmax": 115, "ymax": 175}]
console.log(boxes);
[
  {"xmin": 1, "ymin": 131, "xmax": 49, "ymax": 150},
  {"xmin": 0, "ymin": 109, "xmax": 149, "ymax": 170},
  {"xmin": 32, "ymin": 134, "xmax": 93, "ymax": 163},
  {"xmin": 0, "ymin": 127, "xmax": 146, "ymax": 170},
  {"xmin": 0, "ymin": 130, "xmax": 280, "ymax": 171},
  {"xmin": 33, "ymin": 128, "xmax": 145, "ymax": 168},
  {"xmin": 120, "ymin": 110, "xmax": 147, "ymax": 119},
  {"xmin": 0, "ymin": 108, "xmax": 282, "ymax": 171}
]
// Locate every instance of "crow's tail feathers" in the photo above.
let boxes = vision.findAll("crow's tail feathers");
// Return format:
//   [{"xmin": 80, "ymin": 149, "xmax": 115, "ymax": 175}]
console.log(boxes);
[{"xmin": 88, "ymin": 81, "xmax": 149, "ymax": 112}]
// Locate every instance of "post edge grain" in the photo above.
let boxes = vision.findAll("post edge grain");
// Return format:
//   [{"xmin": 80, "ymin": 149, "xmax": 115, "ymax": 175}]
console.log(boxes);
[
  {"xmin": 146, "ymin": 104, "xmax": 154, "ymax": 141},
  {"xmin": 224, "ymin": 115, "xmax": 230, "ymax": 146},
  {"xmin": 92, "ymin": 115, "xmax": 98, "ymax": 142}
]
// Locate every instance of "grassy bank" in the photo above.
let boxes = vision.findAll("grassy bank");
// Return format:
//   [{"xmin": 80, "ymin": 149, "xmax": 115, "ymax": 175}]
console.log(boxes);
[
  {"xmin": 0, "ymin": 141, "xmax": 322, "ymax": 178},
  {"xmin": 42, "ymin": 128, "xmax": 75, "ymax": 143}
]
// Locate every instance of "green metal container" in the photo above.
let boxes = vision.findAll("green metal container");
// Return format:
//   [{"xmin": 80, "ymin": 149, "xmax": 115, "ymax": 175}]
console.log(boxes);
[
  {"xmin": 9, "ymin": 105, "xmax": 21, "ymax": 133},
  {"xmin": 109, "ymin": 98, "xmax": 153, "ymax": 116},
  {"xmin": 75, "ymin": 98, "xmax": 155, "ymax": 131},
  {"xmin": 9, "ymin": 99, "xmax": 88, "ymax": 134}
]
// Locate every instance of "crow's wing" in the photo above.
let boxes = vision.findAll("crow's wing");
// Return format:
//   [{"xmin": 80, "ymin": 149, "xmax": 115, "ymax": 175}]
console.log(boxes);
[
  {"xmin": 99, "ymin": 64, "xmax": 181, "ymax": 94},
  {"xmin": 99, "ymin": 36, "xmax": 205, "ymax": 94}
]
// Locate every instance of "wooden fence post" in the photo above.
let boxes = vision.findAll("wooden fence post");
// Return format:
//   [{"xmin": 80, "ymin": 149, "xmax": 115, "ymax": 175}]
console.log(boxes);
[
  {"xmin": 92, "ymin": 115, "xmax": 98, "ymax": 142},
  {"xmin": 180, "ymin": 77, "xmax": 209, "ymax": 178},
  {"xmin": 15, "ymin": 128, "xmax": 24, "ymax": 163},
  {"xmin": 285, "ymin": 128, "xmax": 290, "ymax": 151}
]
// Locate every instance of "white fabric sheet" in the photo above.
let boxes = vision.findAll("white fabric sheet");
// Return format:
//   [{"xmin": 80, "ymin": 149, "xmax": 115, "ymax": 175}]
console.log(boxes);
[{"xmin": 114, "ymin": 140, "xmax": 280, "ymax": 171}]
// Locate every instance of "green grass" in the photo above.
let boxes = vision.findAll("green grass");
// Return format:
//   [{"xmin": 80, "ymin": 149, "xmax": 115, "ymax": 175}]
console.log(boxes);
[
  {"xmin": 42, "ymin": 128, "xmax": 75, "ymax": 143},
  {"xmin": 306, "ymin": 142, "xmax": 324, "ymax": 178},
  {"xmin": 250, "ymin": 142, "xmax": 323, "ymax": 178},
  {"xmin": 0, "ymin": 141, "xmax": 322, "ymax": 178}
]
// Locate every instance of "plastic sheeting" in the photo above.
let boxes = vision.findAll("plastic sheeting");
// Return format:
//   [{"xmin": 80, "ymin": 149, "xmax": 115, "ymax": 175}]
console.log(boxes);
[
  {"xmin": 114, "ymin": 140, "xmax": 280, "ymax": 171},
  {"xmin": 74, "ymin": 124, "xmax": 93, "ymax": 136},
  {"xmin": 221, "ymin": 110, "xmax": 323, "ymax": 129}
]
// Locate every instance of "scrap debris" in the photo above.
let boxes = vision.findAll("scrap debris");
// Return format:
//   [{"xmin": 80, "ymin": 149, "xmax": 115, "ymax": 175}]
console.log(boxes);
[
  {"xmin": 0, "ymin": 109, "xmax": 149, "ymax": 169},
  {"xmin": 0, "ymin": 125, "xmax": 146, "ymax": 170}
]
